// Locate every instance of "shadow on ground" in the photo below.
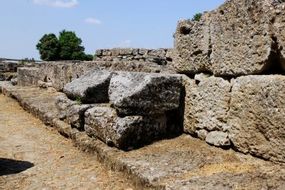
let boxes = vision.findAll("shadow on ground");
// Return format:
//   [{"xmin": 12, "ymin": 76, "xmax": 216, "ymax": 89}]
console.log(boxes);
[{"xmin": 0, "ymin": 158, "xmax": 34, "ymax": 176}]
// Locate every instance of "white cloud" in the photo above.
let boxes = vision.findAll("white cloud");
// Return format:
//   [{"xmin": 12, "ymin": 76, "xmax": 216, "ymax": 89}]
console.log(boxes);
[
  {"xmin": 84, "ymin": 17, "xmax": 102, "ymax": 25},
  {"xmin": 33, "ymin": 0, "xmax": 79, "ymax": 8}
]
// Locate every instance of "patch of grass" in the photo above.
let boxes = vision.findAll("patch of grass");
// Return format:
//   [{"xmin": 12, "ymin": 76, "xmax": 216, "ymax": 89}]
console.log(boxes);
[{"xmin": 75, "ymin": 96, "xmax": 82, "ymax": 105}]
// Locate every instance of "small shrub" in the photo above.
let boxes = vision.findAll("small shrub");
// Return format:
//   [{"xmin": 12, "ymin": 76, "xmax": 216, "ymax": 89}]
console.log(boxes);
[{"xmin": 192, "ymin": 13, "xmax": 202, "ymax": 22}]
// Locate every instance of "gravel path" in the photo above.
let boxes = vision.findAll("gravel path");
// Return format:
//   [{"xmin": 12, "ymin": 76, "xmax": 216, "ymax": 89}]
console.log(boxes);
[{"xmin": 0, "ymin": 95, "xmax": 134, "ymax": 190}]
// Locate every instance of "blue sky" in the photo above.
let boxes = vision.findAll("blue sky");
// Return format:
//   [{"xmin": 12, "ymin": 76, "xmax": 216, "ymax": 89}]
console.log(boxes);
[{"xmin": 0, "ymin": 0, "xmax": 225, "ymax": 59}]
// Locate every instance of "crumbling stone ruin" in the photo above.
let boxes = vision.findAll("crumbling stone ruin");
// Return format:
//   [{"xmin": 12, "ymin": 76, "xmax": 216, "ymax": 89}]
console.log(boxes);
[
  {"xmin": 0, "ymin": 59, "xmax": 37, "ymax": 83},
  {"xmin": 95, "ymin": 48, "xmax": 173, "ymax": 66},
  {"xmin": 1, "ymin": 0, "xmax": 285, "ymax": 189}
]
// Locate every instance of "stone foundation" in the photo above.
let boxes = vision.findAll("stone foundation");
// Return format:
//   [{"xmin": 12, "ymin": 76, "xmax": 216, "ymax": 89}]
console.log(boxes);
[
  {"xmin": 17, "ymin": 60, "xmax": 174, "ymax": 91},
  {"xmin": 95, "ymin": 48, "xmax": 173, "ymax": 66}
]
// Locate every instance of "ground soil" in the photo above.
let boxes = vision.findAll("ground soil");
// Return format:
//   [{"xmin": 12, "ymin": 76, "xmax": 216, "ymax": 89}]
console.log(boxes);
[{"xmin": 0, "ymin": 95, "xmax": 134, "ymax": 190}]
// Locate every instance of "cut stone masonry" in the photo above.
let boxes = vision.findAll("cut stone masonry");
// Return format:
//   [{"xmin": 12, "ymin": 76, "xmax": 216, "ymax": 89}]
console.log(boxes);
[
  {"xmin": 95, "ymin": 48, "xmax": 173, "ymax": 66},
  {"xmin": 11, "ymin": 0, "xmax": 285, "ymax": 164}
]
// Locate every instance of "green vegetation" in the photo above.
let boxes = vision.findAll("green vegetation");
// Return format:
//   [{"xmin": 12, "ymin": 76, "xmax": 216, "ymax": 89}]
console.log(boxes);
[
  {"xmin": 36, "ymin": 30, "xmax": 93, "ymax": 61},
  {"xmin": 75, "ymin": 96, "xmax": 82, "ymax": 105},
  {"xmin": 192, "ymin": 13, "xmax": 202, "ymax": 22}
]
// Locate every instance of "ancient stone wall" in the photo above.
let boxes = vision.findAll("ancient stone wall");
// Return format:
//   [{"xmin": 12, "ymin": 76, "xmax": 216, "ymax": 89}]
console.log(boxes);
[
  {"xmin": 17, "ymin": 60, "xmax": 175, "ymax": 91},
  {"xmin": 174, "ymin": 0, "xmax": 285, "ymax": 77},
  {"xmin": 13, "ymin": 0, "xmax": 285, "ymax": 163},
  {"xmin": 95, "ymin": 48, "xmax": 173, "ymax": 66},
  {"xmin": 176, "ymin": 0, "xmax": 285, "ymax": 163}
]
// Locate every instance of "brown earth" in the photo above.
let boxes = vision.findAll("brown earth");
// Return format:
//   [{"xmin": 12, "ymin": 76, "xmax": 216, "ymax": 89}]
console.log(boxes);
[{"xmin": 0, "ymin": 94, "xmax": 134, "ymax": 190}]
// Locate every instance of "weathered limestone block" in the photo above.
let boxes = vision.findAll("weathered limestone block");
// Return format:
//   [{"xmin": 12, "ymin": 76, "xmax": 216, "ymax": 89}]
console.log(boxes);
[
  {"xmin": 228, "ymin": 75, "xmax": 285, "ymax": 163},
  {"xmin": 183, "ymin": 74, "xmax": 231, "ymax": 146},
  {"xmin": 17, "ymin": 67, "xmax": 40, "ymax": 86},
  {"xmin": 174, "ymin": 15, "xmax": 211, "ymax": 74},
  {"xmin": 55, "ymin": 94, "xmax": 92, "ymax": 129},
  {"xmin": 63, "ymin": 70, "xmax": 113, "ymax": 103},
  {"xmin": 209, "ymin": 0, "xmax": 272, "ymax": 76},
  {"xmin": 109, "ymin": 72, "xmax": 183, "ymax": 116},
  {"xmin": 174, "ymin": 0, "xmax": 285, "ymax": 76},
  {"xmin": 38, "ymin": 61, "xmax": 99, "ymax": 91},
  {"xmin": 84, "ymin": 106, "xmax": 167, "ymax": 150},
  {"xmin": 37, "ymin": 61, "xmax": 174, "ymax": 92},
  {"xmin": 65, "ymin": 104, "xmax": 93, "ymax": 129},
  {"xmin": 55, "ymin": 94, "xmax": 77, "ymax": 120}
]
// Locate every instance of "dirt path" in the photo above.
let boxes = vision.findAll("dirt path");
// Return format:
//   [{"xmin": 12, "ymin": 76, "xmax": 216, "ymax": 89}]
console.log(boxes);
[{"xmin": 0, "ymin": 95, "xmax": 134, "ymax": 190}]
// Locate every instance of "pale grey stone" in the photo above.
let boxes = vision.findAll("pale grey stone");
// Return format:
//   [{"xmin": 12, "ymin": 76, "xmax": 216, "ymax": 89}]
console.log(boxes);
[
  {"xmin": 206, "ymin": 131, "xmax": 231, "ymax": 147},
  {"xmin": 109, "ymin": 72, "xmax": 183, "ymax": 116},
  {"xmin": 84, "ymin": 106, "xmax": 167, "ymax": 150},
  {"xmin": 196, "ymin": 129, "xmax": 208, "ymax": 140},
  {"xmin": 63, "ymin": 70, "xmax": 113, "ymax": 103},
  {"xmin": 17, "ymin": 67, "xmax": 40, "ymax": 86}
]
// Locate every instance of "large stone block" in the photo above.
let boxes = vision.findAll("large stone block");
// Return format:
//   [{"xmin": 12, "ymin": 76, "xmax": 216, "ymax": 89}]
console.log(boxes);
[
  {"xmin": 84, "ymin": 106, "xmax": 167, "ymax": 150},
  {"xmin": 183, "ymin": 74, "xmax": 232, "ymax": 147},
  {"xmin": 63, "ymin": 70, "xmax": 113, "ymax": 103},
  {"xmin": 109, "ymin": 72, "xmax": 183, "ymax": 116},
  {"xmin": 17, "ymin": 67, "xmax": 40, "ymax": 86},
  {"xmin": 228, "ymin": 75, "xmax": 285, "ymax": 163},
  {"xmin": 55, "ymin": 94, "xmax": 92, "ymax": 129},
  {"xmin": 174, "ymin": 15, "xmax": 211, "ymax": 74},
  {"xmin": 174, "ymin": 0, "xmax": 285, "ymax": 76},
  {"xmin": 38, "ymin": 61, "xmax": 99, "ymax": 91}
]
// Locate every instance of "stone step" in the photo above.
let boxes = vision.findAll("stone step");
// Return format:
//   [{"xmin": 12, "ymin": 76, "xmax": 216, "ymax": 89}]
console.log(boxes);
[{"xmin": 1, "ymin": 81, "xmax": 284, "ymax": 189}]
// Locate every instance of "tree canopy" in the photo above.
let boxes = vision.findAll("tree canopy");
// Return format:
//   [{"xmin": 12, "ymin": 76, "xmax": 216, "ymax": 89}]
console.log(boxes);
[
  {"xmin": 36, "ymin": 33, "xmax": 59, "ymax": 61},
  {"xmin": 36, "ymin": 30, "xmax": 93, "ymax": 61}
]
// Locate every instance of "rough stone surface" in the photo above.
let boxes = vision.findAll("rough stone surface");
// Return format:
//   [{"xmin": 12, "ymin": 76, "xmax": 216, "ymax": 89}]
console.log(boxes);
[
  {"xmin": 35, "ymin": 61, "xmax": 174, "ymax": 91},
  {"xmin": 63, "ymin": 70, "xmax": 113, "ymax": 103},
  {"xmin": 206, "ymin": 131, "xmax": 231, "ymax": 147},
  {"xmin": 174, "ymin": 0, "xmax": 285, "ymax": 76},
  {"xmin": 1, "ymin": 82, "xmax": 285, "ymax": 189},
  {"xmin": 84, "ymin": 106, "xmax": 167, "ymax": 150},
  {"xmin": 183, "ymin": 74, "xmax": 231, "ymax": 137},
  {"xmin": 55, "ymin": 94, "xmax": 92, "ymax": 129},
  {"xmin": 66, "ymin": 104, "xmax": 93, "ymax": 130},
  {"xmin": 17, "ymin": 67, "xmax": 40, "ymax": 86},
  {"xmin": 55, "ymin": 94, "xmax": 77, "ymax": 120},
  {"xmin": 174, "ymin": 15, "xmax": 211, "ymax": 75},
  {"xmin": 38, "ymin": 61, "xmax": 100, "ymax": 91},
  {"xmin": 109, "ymin": 72, "xmax": 183, "ymax": 116},
  {"xmin": 228, "ymin": 75, "xmax": 285, "ymax": 163},
  {"xmin": 95, "ymin": 48, "xmax": 173, "ymax": 66}
]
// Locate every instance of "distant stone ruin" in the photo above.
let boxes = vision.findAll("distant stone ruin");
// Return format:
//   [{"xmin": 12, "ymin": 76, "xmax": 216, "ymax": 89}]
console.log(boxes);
[
  {"xmin": 95, "ymin": 48, "xmax": 173, "ymax": 65},
  {"xmin": 2, "ymin": 0, "xmax": 285, "ymax": 165}
]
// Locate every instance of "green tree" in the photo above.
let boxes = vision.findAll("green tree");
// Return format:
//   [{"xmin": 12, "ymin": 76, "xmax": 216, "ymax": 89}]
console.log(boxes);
[
  {"xmin": 58, "ymin": 30, "xmax": 86, "ymax": 60},
  {"xmin": 192, "ymin": 13, "xmax": 202, "ymax": 22},
  {"xmin": 37, "ymin": 30, "xmax": 93, "ymax": 61},
  {"xmin": 36, "ymin": 34, "xmax": 60, "ymax": 61}
]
